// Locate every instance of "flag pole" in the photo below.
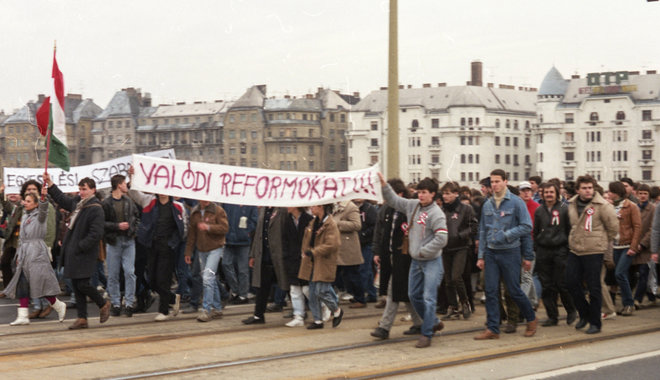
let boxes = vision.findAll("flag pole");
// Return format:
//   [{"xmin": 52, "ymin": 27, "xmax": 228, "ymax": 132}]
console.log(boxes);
[{"xmin": 44, "ymin": 41, "xmax": 56, "ymax": 180}]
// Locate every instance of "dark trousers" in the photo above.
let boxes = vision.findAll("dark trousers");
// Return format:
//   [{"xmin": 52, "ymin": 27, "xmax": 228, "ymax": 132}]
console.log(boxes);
[
  {"xmin": 72, "ymin": 277, "xmax": 105, "ymax": 319},
  {"xmin": 338, "ymin": 264, "xmax": 365, "ymax": 304},
  {"xmin": 443, "ymin": 248, "xmax": 469, "ymax": 307},
  {"xmin": 536, "ymin": 247, "xmax": 575, "ymax": 320},
  {"xmin": 1, "ymin": 246, "xmax": 16, "ymax": 289},
  {"xmin": 189, "ymin": 250, "xmax": 203, "ymax": 308},
  {"xmin": 634, "ymin": 263, "xmax": 656, "ymax": 303},
  {"xmin": 378, "ymin": 253, "xmax": 392, "ymax": 297},
  {"xmin": 254, "ymin": 263, "xmax": 277, "ymax": 319},
  {"xmin": 566, "ymin": 252, "xmax": 603, "ymax": 329},
  {"xmin": 148, "ymin": 240, "xmax": 176, "ymax": 315}
]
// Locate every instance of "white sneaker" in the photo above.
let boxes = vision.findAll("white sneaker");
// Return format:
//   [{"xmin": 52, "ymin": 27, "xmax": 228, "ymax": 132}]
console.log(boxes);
[
  {"xmin": 154, "ymin": 313, "xmax": 172, "ymax": 322},
  {"xmin": 285, "ymin": 316, "xmax": 305, "ymax": 327},
  {"xmin": 53, "ymin": 299, "xmax": 67, "ymax": 322},
  {"xmin": 341, "ymin": 293, "xmax": 353, "ymax": 301},
  {"xmin": 601, "ymin": 312, "xmax": 617, "ymax": 320},
  {"xmin": 322, "ymin": 304, "xmax": 332, "ymax": 322}
]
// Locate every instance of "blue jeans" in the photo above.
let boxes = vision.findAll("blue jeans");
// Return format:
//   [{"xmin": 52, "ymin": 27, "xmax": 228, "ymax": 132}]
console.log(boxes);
[
  {"xmin": 309, "ymin": 281, "xmax": 339, "ymax": 322},
  {"xmin": 484, "ymin": 248, "xmax": 535, "ymax": 334},
  {"xmin": 106, "ymin": 236, "xmax": 136, "ymax": 307},
  {"xmin": 198, "ymin": 247, "xmax": 223, "ymax": 312},
  {"xmin": 566, "ymin": 253, "xmax": 602, "ymax": 329},
  {"xmin": 408, "ymin": 256, "xmax": 444, "ymax": 338},
  {"xmin": 359, "ymin": 245, "xmax": 377, "ymax": 300},
  {"xmin": 221, "ymin": 245, "xmax": 250, "ymax": 298},
  {"xmin": 613, "ymin": 248, "xmax": 634, "ymax": 307}
]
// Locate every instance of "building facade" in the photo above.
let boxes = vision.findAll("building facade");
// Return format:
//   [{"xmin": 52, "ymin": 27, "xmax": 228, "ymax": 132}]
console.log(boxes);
[
  {"xmin": 536, "ymin": 67, "xmax": 660, "ymax": 184},
  {"xmin": 348, "ymin": 64, "xmax": 537, "ymax": 185}
]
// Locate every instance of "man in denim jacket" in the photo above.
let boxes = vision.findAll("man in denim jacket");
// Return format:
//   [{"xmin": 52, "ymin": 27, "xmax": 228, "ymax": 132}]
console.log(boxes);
[{"xmin": 474, "ymin": 169, "xmax": 537, "ymax": 340}]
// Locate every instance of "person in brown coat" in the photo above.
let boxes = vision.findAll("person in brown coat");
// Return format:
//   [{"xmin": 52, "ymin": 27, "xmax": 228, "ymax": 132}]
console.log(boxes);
[
  {"xmin": 608, "ymin": 181, "xmax": 642, "ymax": 316},
  {"xmin": 332, "ymin": 201, "xmax": 365, "ymax": 307},
  {"xmin": 184, "ymin": 201, "xmax": 229, "ymax": 322},
  {"xmin": 632, "ymin": 184, "xmax": 657, "ymax": 306},
  {"xmin": 299, "ymin": 204, "xmax": 344, "ymax": 329}
]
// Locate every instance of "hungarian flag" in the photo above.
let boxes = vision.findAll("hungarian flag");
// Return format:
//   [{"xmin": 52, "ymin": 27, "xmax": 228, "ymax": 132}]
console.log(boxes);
[{"xmin": 36, "ymin": 50, "xmax": 70, "ymax": 171}]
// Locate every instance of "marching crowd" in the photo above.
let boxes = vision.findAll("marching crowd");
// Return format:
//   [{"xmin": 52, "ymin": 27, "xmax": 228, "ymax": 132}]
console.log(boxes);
[{"xmin": 1, "ymin": 167, "xmax": 659, "ymax": 349}]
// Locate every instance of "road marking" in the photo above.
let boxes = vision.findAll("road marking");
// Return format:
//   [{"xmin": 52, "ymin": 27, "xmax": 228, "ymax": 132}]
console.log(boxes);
[{"xmin": 511, "ymin": 349, "xmax": 660, "ymax": 379}]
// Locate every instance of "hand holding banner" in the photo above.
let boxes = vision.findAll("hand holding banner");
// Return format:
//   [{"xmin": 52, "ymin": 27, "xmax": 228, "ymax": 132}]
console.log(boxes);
[{"xmin": 130, "ymin": 155, "xmax": 383, "ymax": 207}]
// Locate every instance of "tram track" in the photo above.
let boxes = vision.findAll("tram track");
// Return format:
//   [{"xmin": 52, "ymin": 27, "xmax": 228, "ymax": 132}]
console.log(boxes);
[
  {"xmin": 0, "ymin": 308, "xmax": 386, "ymax": 358},
  {"xmin": 102, "ymin": 323, "xmax": 660, "ymax": 379}
]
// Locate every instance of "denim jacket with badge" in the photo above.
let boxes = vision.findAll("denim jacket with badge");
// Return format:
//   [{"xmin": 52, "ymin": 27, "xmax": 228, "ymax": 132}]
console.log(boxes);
[{"xmin": 478, "ymin": 189, "xmax": 533, "ymax": 259}]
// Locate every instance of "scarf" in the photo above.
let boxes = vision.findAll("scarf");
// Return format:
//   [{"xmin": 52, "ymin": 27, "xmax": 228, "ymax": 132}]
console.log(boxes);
[{"xmin": 68, "ymin": 196, "xmax": 94, "ymax": 230}]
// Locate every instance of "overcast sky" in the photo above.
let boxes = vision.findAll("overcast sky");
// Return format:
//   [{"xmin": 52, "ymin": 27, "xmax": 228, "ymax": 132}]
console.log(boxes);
[{"xmin": 1, "ymin": 0, "xmax": 659, "ymax": 113}]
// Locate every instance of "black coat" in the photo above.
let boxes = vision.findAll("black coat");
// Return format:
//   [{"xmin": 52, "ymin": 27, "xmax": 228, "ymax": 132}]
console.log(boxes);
[
  {"xmin": 442, "ymin": 199, "xmax": 478, "ymax": 252},
  {"xmin": 49, "ymin": 185, "xmax": 105, "ymax": 279},
  {"xmin": 533, "ymin": 201, "xmax": 571, "ymax": 250},
  {"xmin": 281, "ymin": 211, "xmax": 314, "ymax": 285},
  {"xmin": 372, "ymin": 205, "xmax": 410, "ymax": 302},
  {"xmin": 102, "ymin": 195, "xmax": 140, "ymax": 245},
  {"xmin": 358, "ymin": 202, "xmax": 378, "ymax": 247}
]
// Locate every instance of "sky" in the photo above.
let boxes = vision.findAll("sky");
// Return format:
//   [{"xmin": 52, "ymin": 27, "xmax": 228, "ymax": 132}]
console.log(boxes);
[{"xmin": 1, "ymin": 0, "xmax": 659, "ymax": 113}]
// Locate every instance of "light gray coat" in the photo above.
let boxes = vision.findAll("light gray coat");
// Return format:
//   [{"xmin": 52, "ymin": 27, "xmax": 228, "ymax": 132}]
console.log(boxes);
[{"xmin": 2, "ymin": 200, "xmax": 61, "ymax": 299}]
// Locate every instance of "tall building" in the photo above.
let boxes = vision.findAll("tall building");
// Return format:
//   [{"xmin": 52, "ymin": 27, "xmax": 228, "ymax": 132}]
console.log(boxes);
[
  {"xmin": 348, "ymin": 62, "xmax": 537, "ymax": 184},
  {"xmin": 91, "ymin": 88, "xmax": 150, "ymax": 162},
  {"xmin": 536, "ymin": 67, "xmax": 660, "ymax": 184}
]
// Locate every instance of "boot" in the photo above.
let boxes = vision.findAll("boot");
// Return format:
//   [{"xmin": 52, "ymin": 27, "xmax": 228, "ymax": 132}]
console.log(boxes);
[
  {"xmin": 461, "ymin": 302, "xmax": 472, "ymax": 319},
  {"xmin": 10, "ymin": 307, "xmax": 30, "ymax": 326},
  {"xmin": 53, "ymin": 299, "xmax": 67, "ymax": 322}
]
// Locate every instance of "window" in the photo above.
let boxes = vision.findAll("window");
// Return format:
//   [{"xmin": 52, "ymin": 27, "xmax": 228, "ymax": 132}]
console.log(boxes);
[
  {"xmin": 461, "ymin": 118, "xmax": 466, "ymax": 126},
  {"xmin": 329, "ymin": 114, "xmax": 335, "ymax": 122},
  {"xmin": 590, "ymin": 112, "xmax": 599, "ymax": 121},
  {"xmin": 476, "ymin": 154, "xmax": 480, "ymax": 164},
  {"xmin": 431, "ymin": 136, "xmax": 440, "ymax": 145},
  {"xmin": 251, "ymin": 131, "xmax": 257, "ymax": 139},
  {"xmin": 525, "ymin": 155, "xmax": 530, "ymax": 164},
  {"xmin": 461, "ymin": 154, "xmax": 466, "ymax": 164},
  {"xmin": 513, "ymin": 137, "xmax": 518, "ymax": 147},
  {"xmin": 506, "ymin": 119, "xmax": 511, "ymax": 128},
  {"xmin": 251, "ymin": 113, "xmax": 257, "ymax": 122},
  {"xmin": 539, "ymin": 152, "xmax": 543, "ymax": 162},
  {"xmin": 460, "ymin": 136, "xmax": 466, "ymax": 145},
  {"xmin": 616, "ymin": 111, "xmax": 625, "ymax": 120},
  {"xmin": 642, "ymin": 130, "xmax": 653, "ymax": 140},
  {"xmin": 340, "ymin": 114, "xmax": 346, "ymax": 123},
  {"xmin": 565, "ymin": 113, "xmax": 574, "ymax": 124},
  {"xmin": 431, "ymin": 154, "xmax": 440, "ymax": 163},
  {"xmin": 309, "ymin": 129, "xmax": 313, "ymax": 137},
  {"xmin": 495, "ymin": 155, "xmax": 500, "ymax": 164},
  {"xmin": 370, "ymin": 138, "xmax": 378, "ymax": 147},
  {"xmin": 565, "ymin": 132, "xmax": 574, "ymax": 142},
  {"xmin": 371, "ymin": 122, "xmax": 378, "ymax": 131},
  {"xmin": 505, "ymin": 137, "xmax": 510, "ymax": 146},
  {"xmin": 309, "ymin": 145, "xmax": 315, "ymax": 155},
  {"xmin": 505, "ymin": 155, "xmax": 511, "ymax": 164},
  {"xmin": 240, "ymin": 130, "xmax": 246, "ymax": 139},
  {"xmin": 513, "ymin": 155, "xmax": 519, "ymax": 166},
  {"xmin": 642, "ymin": 150, "xmax": 652, "ymax": 160},
  {"xmin": 525, "ymin": 137, "xmax": 530, "ymax": 149},
  {"xmin": 513, "ymin": 172, "xmax": 519, "ymax": 181},
  {"xmin": 565, "ymin": 152, "xmax": 574, "ymax": 161},
  {"xmin": 468, "ymin": 118, "xmax": 473, "ymax": 126},
  {"xmin": 251, "ymin": 145, "xmax": 257, "ymax": 154},
  {"xmin": 642, "ymin": 170, "xmax": 652, "ymax": 181},
  {"xmin": 642, "ymin": 110, "xmax": 652, "ymax": 121},
  {"xmin": 538, "ymin": 134, "xmax": 543, "ymax": 143},
  {"xmin": 514, "ymin": 120, "xmax": 519, "ymax": 130},
  {"xmin": 495, "ymin": 136, "xmax": 500, "ymax": 146},
  {"xmin": 461, "ymin": 172, "xmax": 466, "ymax": 181},
  {"xmin": 432, "ymin": 118, "xmax": 439, "ymax": 128},
  {"xmin": 495, "ymin": 119, "xmax": 500, "ymax": 128}
]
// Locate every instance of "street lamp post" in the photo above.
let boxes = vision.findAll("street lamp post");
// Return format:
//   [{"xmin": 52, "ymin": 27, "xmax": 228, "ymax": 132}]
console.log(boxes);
[{"xmin": 386, "ymin": 0, "xmax": 399, "ymax": 179}]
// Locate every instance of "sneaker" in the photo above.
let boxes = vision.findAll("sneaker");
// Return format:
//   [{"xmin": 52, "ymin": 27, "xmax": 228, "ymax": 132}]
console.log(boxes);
[
  {"xmin": 332, "ymin": 308, "xmax": 344, "ymax": 328},
  {"xmin": 341, "ymin": 293, "xmax": 353, "ymax": 301},
  {"xmin": 242, "ymin": 315, "xmax": 265, "ymax": 325},
  {"xmin": 461, "ymin": 302, "xmax": 472, "ymax": 320},
  {"xmin": 110, "ymin": 306, "xmax": 121, "ymax": 317},
  {"xmin": 307, "ymin": 321, "xmax": 324, "ymax": 329},
  {"xmin": 444, "ymin": 306, "xmax": 460, "ymax": 320},
  {"xmin": 154, "ymin": 313, "xmax": 171, "ymax": 322},
  {"xmin": 197, "ymin": 310, "xmax": 212, "ymax": 322},
  {"xmin": 232, "ymin": 296, "xmax": 249, "ymax": 305},
  {"xmin": 620, "ymin": 305, "xmax": 633, "ymax": 316},
  {"xmin": 370, "ymin": 327, "xmax": 389, "ymax": 340},
  {"xmin": 172, "ymin": 294, "xmax": 181, "ymax": 316},
  {"xmin": 285, "ymin": 316, "xmax": 305, "ymax": 327},
  {"xmin": 123, "ymin": 306, "xmax": 134, "ymax": 318},
  {"xmin": 601, "ymin": 312, "xmax": 617, "ymax": 320},
  {"xmin": 211, "ymin": 309, "xmax": 223, "ymax": 319}
]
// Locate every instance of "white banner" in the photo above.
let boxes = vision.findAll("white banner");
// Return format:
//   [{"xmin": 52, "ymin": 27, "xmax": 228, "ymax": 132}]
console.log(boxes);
[
  {"xmin": 3, "ymin": 149, "xmax": 175, "ymax": 194},
  {"xmin": 131, "ymin": 155, "xmax": 383, "ymax": 207}
]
